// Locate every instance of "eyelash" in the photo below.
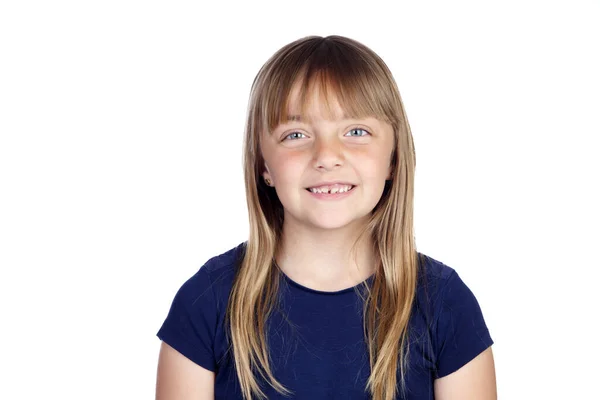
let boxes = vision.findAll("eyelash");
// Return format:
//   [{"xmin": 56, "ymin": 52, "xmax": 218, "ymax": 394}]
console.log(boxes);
[{"xmin": 283, "ymin": 128, "xmax": 371, "ymax": 141}]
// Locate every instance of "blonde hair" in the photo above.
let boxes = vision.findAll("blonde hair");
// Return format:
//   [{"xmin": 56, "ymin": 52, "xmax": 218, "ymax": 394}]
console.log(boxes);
[{"xmin": 226, "ymin": 35, "xmax": 420, "ymax": 400}]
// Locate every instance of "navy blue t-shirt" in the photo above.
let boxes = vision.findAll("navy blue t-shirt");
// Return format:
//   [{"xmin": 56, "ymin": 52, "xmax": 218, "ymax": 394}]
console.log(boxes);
[{"xmin": 157, "ymin": 242, "xmax": 493, "ymax": 399}]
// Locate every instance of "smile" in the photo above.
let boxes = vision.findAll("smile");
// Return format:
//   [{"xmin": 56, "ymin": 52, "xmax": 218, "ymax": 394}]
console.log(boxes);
[
  {"xmin": 306, "ymin": 184, "xmax": 355, "ymax": 194},
  {"xmin": 305, "ymin": 185, "xmax": 356, "ymax": 200}
]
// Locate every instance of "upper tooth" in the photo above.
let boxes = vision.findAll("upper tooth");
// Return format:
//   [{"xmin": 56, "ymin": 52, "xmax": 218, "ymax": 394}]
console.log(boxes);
[{"xmin": 310, "ymin": 184, "xmax": 352, "ymax": 193}]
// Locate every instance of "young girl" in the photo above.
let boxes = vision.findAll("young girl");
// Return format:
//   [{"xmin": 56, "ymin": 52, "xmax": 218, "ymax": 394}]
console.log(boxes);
[{"xmin": 155, "ymin": 35, "xmax": 496, "ymax": 400}]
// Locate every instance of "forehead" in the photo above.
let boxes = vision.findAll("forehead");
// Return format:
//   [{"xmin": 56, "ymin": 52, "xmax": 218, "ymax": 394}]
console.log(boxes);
[
  {"xmin": 284, "ymin": 80, "xmax": 349, "ymax": 122},
  {"xmin": 264, "ymin": 70, "xmax": 396, "ymax": 134}
]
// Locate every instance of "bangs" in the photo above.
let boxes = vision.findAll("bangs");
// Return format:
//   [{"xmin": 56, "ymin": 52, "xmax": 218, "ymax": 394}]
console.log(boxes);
[{"xmin": 257, "ymin": 37, "xmax": 400, "ymax": 132}]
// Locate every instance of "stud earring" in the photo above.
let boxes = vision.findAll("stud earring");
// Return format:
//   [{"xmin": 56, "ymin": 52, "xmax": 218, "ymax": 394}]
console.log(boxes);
[{"xmin": 264, "ymin": 177, "xmax": 272, "ymax": 186}]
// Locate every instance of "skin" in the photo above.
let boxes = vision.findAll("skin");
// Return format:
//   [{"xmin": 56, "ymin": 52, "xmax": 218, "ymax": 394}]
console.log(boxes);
[
  {"xmin": 260, "ymin": 84, "xmax": 394, "ymax": 291},
  {"xmin": 156, "ymin": 84, "xmax": 497, "ymax": 400},
  {"xmin": 155, "ymin": 343, "xmax": 497, "ymax": 399},
  {"xmin": 260, "ymin": 83, "xmax": 497, "ymax": 399},
  {"xmin": 434, "ymin": 347, "xmax": 497, "ymax": 399},
  {"xmin": 156, "ymin": 342, "xmax": 214, "ymax": 400}
]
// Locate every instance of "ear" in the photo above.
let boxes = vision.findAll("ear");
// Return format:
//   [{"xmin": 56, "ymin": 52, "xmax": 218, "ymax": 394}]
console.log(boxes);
[
  {"xmin": 262, "ymin": 164, "xmax": 272, "ymax": 183},
  {"xmin": 386, "ymin": 165, "xmax": 393, "ymax": 180}
]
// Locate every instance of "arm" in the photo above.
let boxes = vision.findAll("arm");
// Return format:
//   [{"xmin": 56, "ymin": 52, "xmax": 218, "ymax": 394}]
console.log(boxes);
[
  {"xmin": 156, "ymin": 342, "xmax": 215, "ymax": 400},
  {"xmin": 434, "ymin": 346, "xmax": 497, "ymax": 400}
]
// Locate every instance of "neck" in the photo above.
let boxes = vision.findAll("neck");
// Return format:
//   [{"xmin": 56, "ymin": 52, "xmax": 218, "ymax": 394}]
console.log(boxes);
[{"xmin": 275, "ymin": 214, "xmax": 376, "ymax": 292}]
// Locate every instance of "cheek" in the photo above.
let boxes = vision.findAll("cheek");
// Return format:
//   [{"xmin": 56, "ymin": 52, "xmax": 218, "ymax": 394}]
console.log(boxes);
[
  {"xmin": 369, "ymin": 146, "xmax": 394, "ymax": 176},
  {"xmin": 271, "ymin": 153, "xmax": 307, "ymax": 182},
  {"xmin": 353, "ymin": 154, "xmax": 389, "ymax": 180}
]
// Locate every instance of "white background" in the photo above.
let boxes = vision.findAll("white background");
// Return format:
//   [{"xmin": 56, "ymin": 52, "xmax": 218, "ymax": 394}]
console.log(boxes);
[{"xmin": 1, "ymin": 0, "xmax": 598, "ymax": 398}]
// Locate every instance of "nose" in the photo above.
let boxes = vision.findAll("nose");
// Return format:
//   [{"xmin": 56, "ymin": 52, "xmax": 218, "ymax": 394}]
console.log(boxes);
[{"xmin": 312, "ymin": 136, "xmax": 344, "ymax": 171}]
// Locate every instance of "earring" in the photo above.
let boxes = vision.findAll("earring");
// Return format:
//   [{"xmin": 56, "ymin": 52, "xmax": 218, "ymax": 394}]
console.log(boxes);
[{"xmin": 264, "ymin": 177, "xmax": 272, "ymax": 186}]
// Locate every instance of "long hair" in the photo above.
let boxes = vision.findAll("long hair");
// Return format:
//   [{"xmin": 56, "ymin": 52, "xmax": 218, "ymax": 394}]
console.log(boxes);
[{"xmin": 226, "ymin": 35, "xmax": 419, "ymax": 400}]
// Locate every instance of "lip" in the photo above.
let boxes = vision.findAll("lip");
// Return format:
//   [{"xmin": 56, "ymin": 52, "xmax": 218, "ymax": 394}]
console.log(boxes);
[
  {"xmin": 305, "ymin": 184, "xmax": 357, "ymax": 200},
  {"xmin": 304, "ymin": 181, "xmax": 356, "ymax": 189}
]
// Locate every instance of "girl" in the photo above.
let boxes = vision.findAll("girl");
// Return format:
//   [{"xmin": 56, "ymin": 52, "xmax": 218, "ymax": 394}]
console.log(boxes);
[{"xmin": 156, "ymin": 35, "xmax": 496, "ymax": 400}]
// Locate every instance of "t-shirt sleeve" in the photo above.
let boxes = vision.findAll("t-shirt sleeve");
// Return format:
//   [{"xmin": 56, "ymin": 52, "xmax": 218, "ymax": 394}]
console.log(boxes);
[
  {"xmin": 434, "ymin": 270, "xmax": 494, "ymax": 378},
  {"xmin": 157, "ymin": 266, "xmax": 218, "ymax": 372}
]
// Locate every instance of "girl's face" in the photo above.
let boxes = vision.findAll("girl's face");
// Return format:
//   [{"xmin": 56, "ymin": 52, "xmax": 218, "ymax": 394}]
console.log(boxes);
[{"xmin": 260, "ymin": 85, "xmax": 394, "ymax": 232}]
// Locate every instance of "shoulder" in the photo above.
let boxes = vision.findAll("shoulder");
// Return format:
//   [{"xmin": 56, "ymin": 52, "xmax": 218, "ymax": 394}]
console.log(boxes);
[
  {"xmin": 156, "ymin": 242, "xmax": 246, "ymax": 371},
  {"xmin": 415, "ymin": 252, "xmax": 458, "ymax": 304},
  {"xmin": 414, "ymin": 252, "xmax": 494, "ymax": 378},
  {"xmin": 416, "ymin": 252, "xmax": 483, "ymax": 312},
  {"xmin": 198, "ymin": 241, "xmax": 245, "ymax": 282},
  {"xmin": 417, "ymin": 252, "xmax": 456, "ymax": 280},
  {"xmin": 197, "ymin": 241, "xmax": 245, "ymax": 276},
  {"xmin": 161, "ymin": 241, "xmax": 245, "ymax": 324},
  {"xmin": 181, "ymin": 241, "xmax": 245, "ymax": 304},
  {"xmin": 415, "ymin": 251, "xmax": 484, "ymax": 319}
]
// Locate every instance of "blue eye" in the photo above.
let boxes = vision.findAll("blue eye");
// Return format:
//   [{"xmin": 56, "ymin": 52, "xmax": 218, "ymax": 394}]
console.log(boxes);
[
  {"xmin": 345, "ymin": 128, "xmax": 370, "ymax": 137},
  {"xmin": 283, "ymin": 128, "xmax": 369, "ymax": 141},
  {"xmin": 284, "ymin": 132, "xmax": 306, "ymax": 140}
]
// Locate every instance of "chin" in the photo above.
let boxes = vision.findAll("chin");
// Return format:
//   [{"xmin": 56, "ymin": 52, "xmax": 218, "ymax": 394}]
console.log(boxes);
[{"xmin": 307, "ymin": 214, "xmax": 367, "ymax": 231}]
